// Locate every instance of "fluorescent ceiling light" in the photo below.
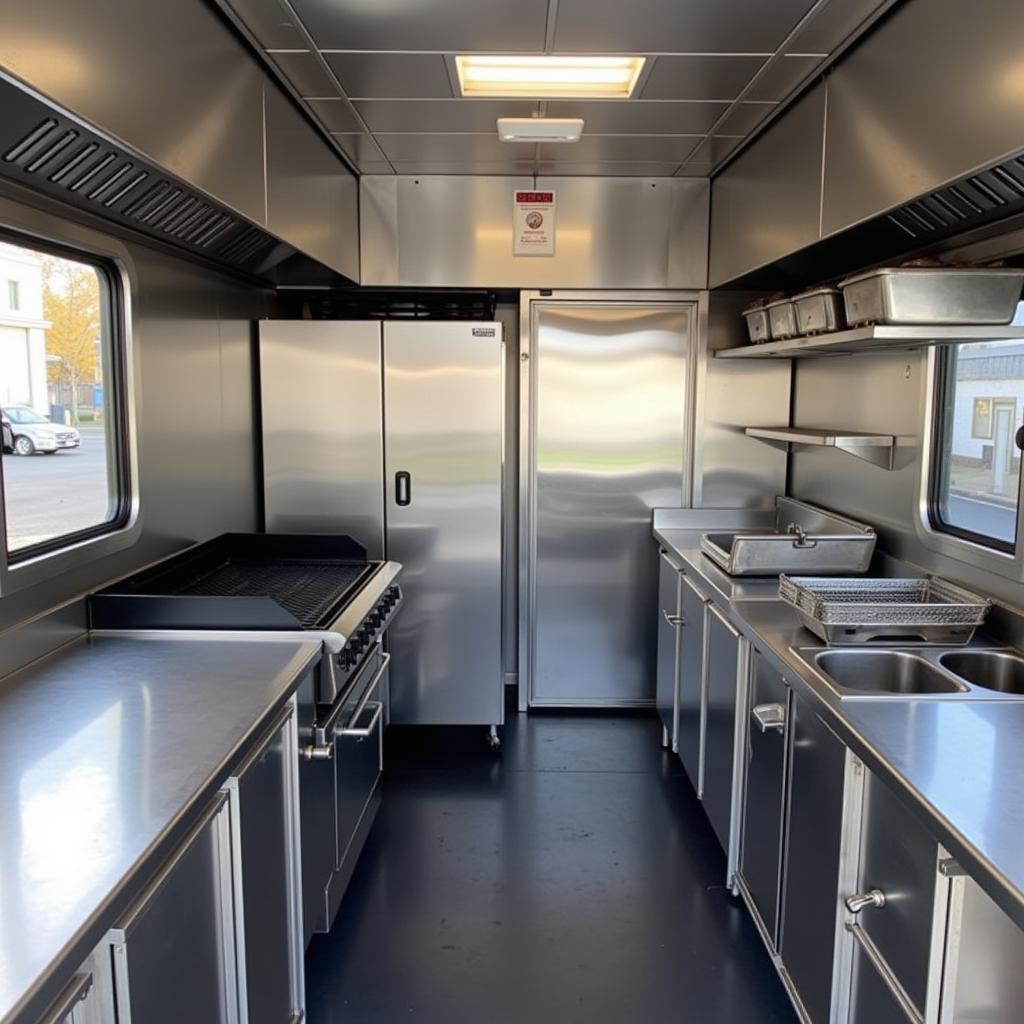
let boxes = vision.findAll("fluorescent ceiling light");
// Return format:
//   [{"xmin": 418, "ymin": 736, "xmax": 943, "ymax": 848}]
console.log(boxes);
[
  {"xmin": 497, "ymin": 117, "xmax": 584, "ymax": 143},
  {"xmin": 456, "ymin": 55, "xmax": 645, "ymax": 99}
]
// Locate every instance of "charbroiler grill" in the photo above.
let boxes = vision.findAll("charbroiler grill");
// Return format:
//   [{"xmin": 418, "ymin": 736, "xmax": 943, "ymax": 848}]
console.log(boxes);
[
  {"xmin": 89, "ymin": 533, "xmax": 403, "ymax": 704},
  {"xmin": 90, "ymin": 532, "xmax": 403, "ymax": 941}
]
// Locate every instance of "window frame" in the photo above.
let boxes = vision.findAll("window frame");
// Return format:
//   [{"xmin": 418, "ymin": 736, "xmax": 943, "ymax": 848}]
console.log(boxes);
[
  {"xmin": 917, "ymin": 345, "xmax": 1024, "ymax": 583},
  {"xmin": 0, "ymin": 212, "xmax": 140, "ymax": 596}
]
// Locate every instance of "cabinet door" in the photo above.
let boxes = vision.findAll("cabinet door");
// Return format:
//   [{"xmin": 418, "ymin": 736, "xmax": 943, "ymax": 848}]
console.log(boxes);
[
  {"xmin": 232, "ymin": 704, "xmax": 304, "ymax": 1024},
  {"xmin": 109, "ymin": 795, "xmax": 238, "ymax": 1024},
  {"xmin": 781, "ymin": 694, "xmax": 846, "ymax": 1024},
  {"xmin": 740, "ymin": 651, "xmax": 790, "ymax": 947},
  {"xmin": 655, "ymin": 554, "xmax": 682, "ymax": 747},
  {"xmin": 847, "ymin": 771, "xmax": 936, "ymax": 1019},
  {"xmin": 677, "ymin": 574, "xmax": 709, "ymax": 791},
  {"xmin": 701, "ymin": 604, "xmax": 742, "ymax": 854}
]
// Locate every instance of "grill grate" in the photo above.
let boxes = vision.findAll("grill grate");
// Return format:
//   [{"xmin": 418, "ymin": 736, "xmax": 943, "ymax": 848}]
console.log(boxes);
[{"xmin": 178, "ymin": 560, "xmax": 371, "ymax": 628}]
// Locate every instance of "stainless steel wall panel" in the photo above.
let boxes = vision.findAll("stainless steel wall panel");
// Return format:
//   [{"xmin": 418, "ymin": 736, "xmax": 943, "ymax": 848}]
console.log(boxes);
[
  {"xmin": 260, "ymin": 321, "xmax": 385, "ymax": 558},
  {"xmin": 358, "ymin": 176, "xmax": 710, "ymax": 289},
  {"xmin": 526, "ymin": 300, "xmax": 694, "ymax": 706},
  {"xmin": 821, "ymin": 0, "xmax": 1024, "ymax": 237},
  {"xmin": 708, "ymin": 84, "xmax": 826, "ymax": 287},
  {"xmin": 0, "ymin": 0, "xmax": 267, "ymax": 225},
  {"xmin": 692, "ymin": 291, "xmax": 789, "ymax": 508},
  {"xmin": 0, "ymin": 190, "xmax": 272, "ymax": 633},
  {"xmin": 264, "ymin": 87, "xmax": 359, "ymax": 280},
  {"xmin": 383, "ymin": 322, "xmax": 504, "ymax": 726}
]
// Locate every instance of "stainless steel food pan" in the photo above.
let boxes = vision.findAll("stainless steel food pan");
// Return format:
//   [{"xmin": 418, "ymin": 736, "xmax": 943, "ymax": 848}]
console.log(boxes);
[
  {"xmin": 766, "ymin": 298, "xmax": 799, "ymax": 340},
  {"xmin": 743, "ymin": 303, "xmax": 771, "ymax": 343},
  {"xmin": 793, "ymin": 287, "xmax": 844, "ymax": 335},
  {"xmin": 699, "ymin": 497, "xmax": 876, "ymax": 577},
  {"xmin": 839, "ymin": 268, "xmax": 1024, "ymax": 326},
  {"xmin": 779, "ymin": 575, "xmax": 991, "ymax": 645}
]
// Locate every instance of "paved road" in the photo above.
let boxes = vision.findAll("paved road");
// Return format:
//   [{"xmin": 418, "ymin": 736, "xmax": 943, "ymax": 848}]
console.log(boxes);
[
  {"xmin": 2, "ymin": 426, "xmax": 110, "ymax": 550},
  {"xmin": 946, "ymin": 494, "xmax": 1017, "ymax": 545}
]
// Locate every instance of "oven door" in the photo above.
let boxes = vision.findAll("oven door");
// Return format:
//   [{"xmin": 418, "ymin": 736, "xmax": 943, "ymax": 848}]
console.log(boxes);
[{"xmin": 325, "ymin": 643, "xmax": 388, "ymax": 926}]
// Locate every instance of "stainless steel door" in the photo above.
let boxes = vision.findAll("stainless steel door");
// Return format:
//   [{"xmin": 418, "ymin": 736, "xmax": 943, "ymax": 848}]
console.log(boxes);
[
  {"xmin": 739, "ymin": 651, "xmax": 790, "ymax": 948},
  {"xmin": 677, "ymin": 573, "xmax": 709, "ymax": 791},
  {"xmin": 526, "ymin": 301, "xmax": 693, "ymax": 706},
  {"xmin": 232, "ymin": 707, "xmax": 302, "ymax": 1024},
  {"xmin": 847, "ymin": 769, "xmax": 937, "ymax": 1021},
  {"xmin": 781, "ymin": 693, "xmax": 847, "ymax": 1024},
  {"xmin": 108, "ymin": 794, "xmax": 238, "ymax": 1024},
  {"xmin": 383, "ymin": 321, "xmax": 503, "ymax": 725},
  {"xmin": 260, "ymin": 321, "xmax": 385, "ymax": 558},
  {"xmin": 655, "ymin": 553, "xmax": 682, "ymax": 746},
  {"xmin": 701, "ymin": 604, "xmax": 742, "ymax": 853}
]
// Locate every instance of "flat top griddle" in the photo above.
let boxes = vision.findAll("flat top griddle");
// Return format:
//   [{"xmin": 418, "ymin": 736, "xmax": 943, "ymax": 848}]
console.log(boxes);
[{"xmin": 90, "ymin": 533, "xmax": 378, "ymax": 632}]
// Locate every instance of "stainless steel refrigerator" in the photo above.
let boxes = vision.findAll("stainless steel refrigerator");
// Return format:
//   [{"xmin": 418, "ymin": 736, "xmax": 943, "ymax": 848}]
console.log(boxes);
[
  {"xmin": 260, "ymin": 320, "xmax": 504, "ymax": 727},
  {"xmin": 520, "ymin": 297, "xmax": 694, "ymax": 707}
]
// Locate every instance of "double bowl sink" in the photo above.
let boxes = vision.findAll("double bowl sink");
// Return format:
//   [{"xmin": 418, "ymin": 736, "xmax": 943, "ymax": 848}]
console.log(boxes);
[{"xmin": 795, "ymin": 647, "xmax": 1024, "ymax": 700}]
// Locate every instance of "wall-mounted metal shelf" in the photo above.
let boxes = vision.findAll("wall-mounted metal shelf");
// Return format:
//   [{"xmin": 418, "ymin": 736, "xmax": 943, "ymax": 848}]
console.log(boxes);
[
  {"xmin": 717, "ymin": 324, "xmax": 1024, "ymax": 359},
  {"xmin": 745, "ymin": 427, "xmax": 897, "ymax": 470}
]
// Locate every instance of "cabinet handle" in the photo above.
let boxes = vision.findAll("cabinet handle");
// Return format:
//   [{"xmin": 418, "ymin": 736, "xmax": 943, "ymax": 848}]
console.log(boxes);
[
  {"xmin": 395, "ymin": 471, "xmax": 411, "ymax": 506},
  {"xmin": 845, "ymin": 888, "xmax": 886, "ymax": 914},
  {"xmin": 662, "ymin": 610, "xmax": 685, "ymax": 627},
  {"xmin": 750, "ymin": 702, "xmax": 786, "ymax": 733}
]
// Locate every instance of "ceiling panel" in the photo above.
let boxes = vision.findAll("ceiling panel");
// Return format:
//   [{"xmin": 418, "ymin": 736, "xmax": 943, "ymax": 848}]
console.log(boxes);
[
  {"xmin": 552, "ymin": 0, "xmax": 819, "ymax": 54},
  {"xmin": 539, "ymin": 135, "xmax": 702, "ymax": 163},
  {"xmin": 790, "ymin": 0, "xmax": 890, "ymax": 53},
  {"xmin": 223, "ymin": 0, "xmax": 305, "ymax": 48},
  {"xmin": 324, "ymin": 53, "xmax": 453, "ymax": 99},
  {"xmin": 331, "ymin": 132, "xmax": 391, "ymax": 170},
  {"xmin": 535, "ymin": 161, "xmax": 687, "ymax": 177},
  {"xmin": 745, "ymin": 54, "xmax": 824, "ymax": 101},
  {"xmin": 714, "ymin": 101, "xmax": 776, "ymax": 136},
  {"xmin": 267, "ymin": 51, "xmax": 338, "ymax": 97},
  {"xmin": 680, "ymin": 135, "xmax": 745, "ymax": 167},
  {"xmin": 354, "ymin": 99, "xmax": 538, "ymax": 133},
  {"xmin": 289, "ymin": 0, "xmax": 548, "ymax": 51},
  {"xmin": 390, "ymin": 160, "xmax": 537, "ymax": 175},
  {"xmin": 375, "ymin": 134, "xmax": 536, "ymax": 163},
  {"xmin": 305, "ymin": 97, "xmax": 366, "ymax": 132},
  {"xmin": 546, "ymin": 100, "xmax": 730, "ymax": 135},
  {"xmin": 639, "ymin": 55, "xmax": 768, "ymax": 101}
]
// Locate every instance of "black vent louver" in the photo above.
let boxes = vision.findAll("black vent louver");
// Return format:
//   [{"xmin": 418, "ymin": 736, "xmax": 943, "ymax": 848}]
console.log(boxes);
[
  {"xmin": 722, "ymin": 149, "xmax": 1024, "ymax": 290},
  {"xmin": 0, "ymin": 79, "xmax": 303, "ymax": 280}
]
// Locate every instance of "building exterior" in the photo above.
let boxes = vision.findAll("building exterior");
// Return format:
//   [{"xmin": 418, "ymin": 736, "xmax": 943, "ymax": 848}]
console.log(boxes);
[{"xmin": 0, "ymin": 241, "xmax": 49, "ymax": 414}]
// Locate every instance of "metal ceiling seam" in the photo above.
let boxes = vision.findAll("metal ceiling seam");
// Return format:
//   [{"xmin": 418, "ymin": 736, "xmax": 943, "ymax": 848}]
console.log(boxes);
[
  {"xmin": 272, "ymin": 0, "xmax": 398, "ymax": 174},
  {"xmin": 210, "ymin": 0, "xmax": 368, "ymax": 177},
  {"xmin": 678, "ymin": 0, "xmax": 840, "ymax": 173}
]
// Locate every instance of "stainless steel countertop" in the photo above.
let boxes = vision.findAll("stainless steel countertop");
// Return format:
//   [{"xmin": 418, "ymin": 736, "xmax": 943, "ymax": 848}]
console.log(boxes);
[
  {"xmin": 654, "ymin": 525, "xmax": 1024, "ymax": 933},
  {"xmin": 0, "ymin": 634, "xmax": 321, "ymax": 1024}
]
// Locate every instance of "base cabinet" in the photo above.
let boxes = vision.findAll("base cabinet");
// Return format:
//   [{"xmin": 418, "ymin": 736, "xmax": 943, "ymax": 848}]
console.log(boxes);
[
  {"xmin": 780, "ymin": 693, "xmax": 847, "ymax": 1024},
  {"xmin": 739, "ymin": 650, "xmax": 790, "ymax": 947},
  {"xmin": 655, "ymin": 553, "xmax": 683, "ymax": 749},
  {"xmin": 108, "ymin": 794, "xmax": 239, "ymax": 1024},
  {"xmin": 676, "ymin": 574, "xmax": 709, "ymax": 793},
  {"xmin": 230, "ymin": 704, "xmax": 305, "ymax": 1024}
]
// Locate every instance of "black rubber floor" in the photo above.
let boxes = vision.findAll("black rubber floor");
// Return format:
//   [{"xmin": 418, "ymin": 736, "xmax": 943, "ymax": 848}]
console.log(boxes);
[{"xmin": 305, "ymin": 701, "xmax": 798, "ymax": 1023}]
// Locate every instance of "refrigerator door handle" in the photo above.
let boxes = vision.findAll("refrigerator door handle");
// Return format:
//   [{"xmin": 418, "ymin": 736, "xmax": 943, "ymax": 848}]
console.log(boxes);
[{"xmin": 395, "ymin": 471, "xmax": 412, "ymax": 506}]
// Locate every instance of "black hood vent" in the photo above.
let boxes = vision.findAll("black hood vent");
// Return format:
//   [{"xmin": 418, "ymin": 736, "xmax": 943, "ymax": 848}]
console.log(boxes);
[{"xmin": 0, "ymin": 78, "xmax": 298, "ymax": 281}]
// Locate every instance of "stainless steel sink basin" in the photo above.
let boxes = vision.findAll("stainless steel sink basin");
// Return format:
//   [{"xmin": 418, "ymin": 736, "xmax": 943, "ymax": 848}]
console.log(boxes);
[
  {"xmin": 939, "ymin": 651, "xmax": 1024, "ymax": 695},
  {"xmin": 813, "ymin": 650, "xmax": 968, "ymax": 696}
]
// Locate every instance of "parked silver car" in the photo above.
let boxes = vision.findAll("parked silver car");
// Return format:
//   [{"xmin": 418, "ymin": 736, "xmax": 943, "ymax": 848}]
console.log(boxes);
[{"xmin": 0, "ymin": 406, "xmax": 81, "ymax": 455}]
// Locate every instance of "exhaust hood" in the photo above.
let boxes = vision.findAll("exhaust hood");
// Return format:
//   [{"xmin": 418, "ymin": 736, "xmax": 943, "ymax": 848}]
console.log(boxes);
[{"xmin": 0, "ymin": 71, "xmax": 337, "ymax": 284}]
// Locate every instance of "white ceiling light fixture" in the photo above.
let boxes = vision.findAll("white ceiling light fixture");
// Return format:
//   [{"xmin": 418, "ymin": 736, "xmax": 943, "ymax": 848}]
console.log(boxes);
[
  {"xmin": 456, "ymin": 55, "xmax": 646, "ymax": 99},
  {"xmin": 497, "ymin": 117, "xmax": 585, "ymax": 143}
]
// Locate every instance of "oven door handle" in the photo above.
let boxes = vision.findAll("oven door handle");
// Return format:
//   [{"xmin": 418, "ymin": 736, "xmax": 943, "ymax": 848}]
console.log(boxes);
[
  {"xmin": 339, "ymin": 700, "xmax": 383, "ymax": 739},
  {"xmin": 341, "ymin": 653, "xmax": 389, "ymax": 734}
]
